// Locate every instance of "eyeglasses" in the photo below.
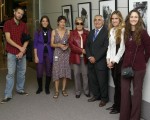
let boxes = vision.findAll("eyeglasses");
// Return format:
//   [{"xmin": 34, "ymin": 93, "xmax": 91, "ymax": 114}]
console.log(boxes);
[{"xmin": 76, "ymin": 22, "xmax": 84, "ymax": 25}]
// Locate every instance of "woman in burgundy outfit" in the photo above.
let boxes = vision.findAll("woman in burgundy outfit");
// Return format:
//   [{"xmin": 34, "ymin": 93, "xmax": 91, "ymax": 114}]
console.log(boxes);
[{"xmin": 120, "ymin": 10, "xmax": 150, "ymax": 120}]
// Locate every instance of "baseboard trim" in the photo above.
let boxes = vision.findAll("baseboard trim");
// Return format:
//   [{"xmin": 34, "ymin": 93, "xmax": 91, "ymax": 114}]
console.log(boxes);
[{"xmin": 108, "ymin": 86, "xmax": 150, "ymax": 120}]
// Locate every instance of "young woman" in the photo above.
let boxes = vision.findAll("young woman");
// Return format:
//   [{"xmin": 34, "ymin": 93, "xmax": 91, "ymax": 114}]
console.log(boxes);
[
  {"xmin": 69, "ymin": 17, "xmax": 90, "ymax": 98},
  {"xmin": 120, "ymin": 10, "xmax": 150, "ymax": 120},
  {"xmin": 33, "ymin": 15, "xmax": 53, "ymax": 94},
  {"xmin": 106, "ymin": 10, "xmax": 125, "ymax": 114},
  {"xmin": 51, "ymin": 16, "xmax": 71, "ymax": 99}
]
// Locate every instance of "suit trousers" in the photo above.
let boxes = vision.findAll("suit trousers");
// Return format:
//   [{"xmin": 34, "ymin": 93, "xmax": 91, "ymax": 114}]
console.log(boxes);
[
  {"xmin": 88, "ymin": 65, "xmax": 109, "ymax": 102},
  {"xmin": 72, "ymin": 58, "xmax": 89, "ymax": 95},
  {"xmin": 120, "ymin": 69, "xmax": 146, "ymax": 120},
  {"xmin": 111, "ymin": 60, "xmax": 122, "ymax": 111}
]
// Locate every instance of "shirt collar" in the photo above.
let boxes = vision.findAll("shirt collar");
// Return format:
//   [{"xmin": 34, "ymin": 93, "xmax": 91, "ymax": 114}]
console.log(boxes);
[
  {"xmin": 95, "ymin": 26, "xmax": 103, "ymax": 32},
  {"xmin": 12, "ymin": 18, "xmax": 21, "ymax": 25}
]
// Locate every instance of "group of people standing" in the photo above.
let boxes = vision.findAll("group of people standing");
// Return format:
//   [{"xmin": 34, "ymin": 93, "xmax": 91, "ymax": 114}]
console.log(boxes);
[{"xmin": 1, "ymin": 6, "xmax": 150, "ymax": 120}]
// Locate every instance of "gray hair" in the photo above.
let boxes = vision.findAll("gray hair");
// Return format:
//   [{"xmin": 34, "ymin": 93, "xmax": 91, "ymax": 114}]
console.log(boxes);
[{"xmin": 94, "ymin": 15, "xmax": 104, "ymax": 21}]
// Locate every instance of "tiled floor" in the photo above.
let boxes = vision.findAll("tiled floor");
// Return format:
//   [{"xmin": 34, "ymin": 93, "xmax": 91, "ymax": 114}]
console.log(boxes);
[{"xmin": 0, "ymin": 50, "xmax": 145, "ymax": 120}]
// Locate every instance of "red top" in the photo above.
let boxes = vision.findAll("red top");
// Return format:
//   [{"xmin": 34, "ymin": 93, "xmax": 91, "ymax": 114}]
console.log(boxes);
[
  {"xmin": 69, "ymin": 29, "xmax": 89, "ymax": 64},
  {"xmin": 122, "ymin": 30, "xmax": 150, "ymax": 71},
  {"xmin": 3, "ymin": 18, "xmax": 28, "ymax": 55}
]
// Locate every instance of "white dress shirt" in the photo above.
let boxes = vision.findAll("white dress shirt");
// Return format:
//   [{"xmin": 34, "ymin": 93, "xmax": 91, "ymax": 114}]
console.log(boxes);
[
  {"xmin": 78, "ymin": 31, "xmax": 84, "ymax": 57},
  {"xmin": 106, "ymin": 27, "xmax": 125, "ymax": 63}
]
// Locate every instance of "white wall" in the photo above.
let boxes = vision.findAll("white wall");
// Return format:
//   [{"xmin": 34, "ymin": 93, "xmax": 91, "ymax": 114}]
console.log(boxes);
[{"xmin": 41, "ymin": 0, "xmax": 150, "ymax": 103}]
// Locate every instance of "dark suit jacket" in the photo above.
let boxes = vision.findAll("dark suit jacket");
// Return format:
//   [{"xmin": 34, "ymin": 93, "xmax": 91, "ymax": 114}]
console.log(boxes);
[{"xmin": 86, "ymin": 26, "xmax": 108, "ymax": 70}]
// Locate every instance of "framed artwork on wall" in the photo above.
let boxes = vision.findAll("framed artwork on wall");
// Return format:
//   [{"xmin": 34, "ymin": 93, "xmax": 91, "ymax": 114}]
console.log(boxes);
[
  {"xmin": 128, "ymin": 0, "xmax": 150, "ymax": 34},
  {"xmin": 62, "ymin": 5, "xmax": 73, "ymax": 30},
  {"xmin": 99, "ymin": 0, "xmax": 117, "ymax": 26},
  {"xmin": 78, "ymin": 2, "xmax": 92, "ymax": 31}
]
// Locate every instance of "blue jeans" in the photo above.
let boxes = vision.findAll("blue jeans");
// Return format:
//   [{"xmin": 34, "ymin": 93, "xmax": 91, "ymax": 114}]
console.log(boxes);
[{"xmin": 4, "ymin": 53, "xmax": 26, "ymax": 98}]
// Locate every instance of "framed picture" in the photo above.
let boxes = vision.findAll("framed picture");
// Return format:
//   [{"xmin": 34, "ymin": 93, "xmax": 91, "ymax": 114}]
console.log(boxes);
[
  {"xmin": 128, "ymin": 0, "xmax": 150, "ymax": 34},
  {"xmin": 78, "ymin": 2, "xmax": 92, "ymax": 31},
  {"xmin": 99, "ymin": 0, "xmax": 117, "ymax": 27},
  {"xmin": 62, "ymin": 5, "xmax": 73, "ymax": 30}
]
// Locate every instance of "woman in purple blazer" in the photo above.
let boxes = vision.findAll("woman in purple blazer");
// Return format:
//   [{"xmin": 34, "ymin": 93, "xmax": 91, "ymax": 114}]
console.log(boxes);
[{"xmin": 34, "ymin": 15, "xmax": 53, "ymax": 94}]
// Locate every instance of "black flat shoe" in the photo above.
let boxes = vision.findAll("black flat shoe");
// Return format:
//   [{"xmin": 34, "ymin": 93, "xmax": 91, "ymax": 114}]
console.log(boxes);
[
  {"xmin": 85, "ymin": 94, "xmax": 90, "ymax": 97},
  {"xmin": 36, "ymin": 89, "xmax": 43, "ymax": 94},
  {"xmin": 109, "ymin": 109, "xmax": 120, "ymax": 114},
  {"xmin": 88, "ymin": 97, "xmax": 97, "ymax": 102},
  {"xmin": 45, "ymin": 89, "xmax": 50, "ymax": 94},
  {"xmin": 106, "ymin": 106, "xmax": 114, "ymax": 110},
  {"xmin": 76, "ymin": 95, "xmax": 80, "ymax": 98}
]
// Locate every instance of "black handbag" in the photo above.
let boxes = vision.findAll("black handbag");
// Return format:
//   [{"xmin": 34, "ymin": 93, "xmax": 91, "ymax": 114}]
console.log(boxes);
[
  {"xmin": 21, "ymin": 33, "xmax": 33, "ymax": 62},
  {"xmin": 121, "ymin": 67, "xmax": 134, "ymax": 78},
  {"xmin": 121, "ymin": 45, "xmax": 138, "ymax": 79}
]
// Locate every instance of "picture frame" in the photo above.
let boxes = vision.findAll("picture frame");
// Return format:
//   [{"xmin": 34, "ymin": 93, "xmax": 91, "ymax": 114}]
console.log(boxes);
[
  {"xmin": 78, "ymin": 2, "xmax": 92, "ymax": 31},
  {"xmin": 128, "ymin": 0, "xmax": 150, "ymax": 34},
  {"xmin": 62, "ymin": 5, "xmax": 73, "ymax": 30},
  {"xmin": 99, "ymin": 0, "xmax": 117, "ymax": 27}
]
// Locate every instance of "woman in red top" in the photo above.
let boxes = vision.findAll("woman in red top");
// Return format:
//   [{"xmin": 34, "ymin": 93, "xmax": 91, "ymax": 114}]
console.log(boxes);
[
  {"xmin": 120, "ymin": 10, "xmax": 150, "ymax": 120},
  {"xmin": 69, "ymin": 17, "xmax": 90, "ymax": 98}
]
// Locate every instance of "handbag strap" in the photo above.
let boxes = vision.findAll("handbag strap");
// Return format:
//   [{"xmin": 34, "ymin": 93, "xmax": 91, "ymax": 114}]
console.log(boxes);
[{"xmin": 131, "ymin": 45, "xmax": 138, "ymax": 67}]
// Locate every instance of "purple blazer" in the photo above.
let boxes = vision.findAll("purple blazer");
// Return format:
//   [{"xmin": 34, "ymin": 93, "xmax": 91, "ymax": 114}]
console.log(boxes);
[{"xmin": 33, "ymin": 30, "xmax": 53, "ymax": 63}]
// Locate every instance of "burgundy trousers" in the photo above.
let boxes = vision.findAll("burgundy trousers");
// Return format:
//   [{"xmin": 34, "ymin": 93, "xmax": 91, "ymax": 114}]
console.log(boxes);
[{"xmin": 119, "ymin": 69, "xmax": 146, "ymax": 120}]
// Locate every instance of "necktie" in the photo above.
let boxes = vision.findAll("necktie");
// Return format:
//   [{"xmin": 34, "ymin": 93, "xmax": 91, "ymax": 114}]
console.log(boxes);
[{"xmin": 93, "ymin": 29, "xmax": 99, "ymax": 41}]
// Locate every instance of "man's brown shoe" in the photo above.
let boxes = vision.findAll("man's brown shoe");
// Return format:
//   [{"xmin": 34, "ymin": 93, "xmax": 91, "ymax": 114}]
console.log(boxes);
[{"xmin": 99, "ymin": 101, "xmax": 107, "ymax": 107}]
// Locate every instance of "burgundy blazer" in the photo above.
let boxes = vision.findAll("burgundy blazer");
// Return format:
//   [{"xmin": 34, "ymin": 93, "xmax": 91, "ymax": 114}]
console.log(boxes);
[
  {"xmin": 69, "ymin": 29, "xmax": 89, "ymax": 64},
  {"xmin": 122, "ymin": 30, "xmax": 150, "ymax": 71}
]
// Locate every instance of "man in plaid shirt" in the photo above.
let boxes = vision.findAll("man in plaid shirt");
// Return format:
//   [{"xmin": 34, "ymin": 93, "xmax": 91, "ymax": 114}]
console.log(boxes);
[{"xmin": 1, "ymin": 7, "xmax": 29, "ymax": 104}]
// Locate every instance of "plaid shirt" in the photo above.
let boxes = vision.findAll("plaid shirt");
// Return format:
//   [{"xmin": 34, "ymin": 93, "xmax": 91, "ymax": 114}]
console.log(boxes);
[{"xmin": 3, "ymin": 18, "xmax": 28, "ymax": 55}]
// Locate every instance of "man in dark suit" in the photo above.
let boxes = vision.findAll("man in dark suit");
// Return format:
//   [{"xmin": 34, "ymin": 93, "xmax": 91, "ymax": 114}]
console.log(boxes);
[{"xmin": 86, "ymin": 15, "xmax": 109, "ymax": 107}]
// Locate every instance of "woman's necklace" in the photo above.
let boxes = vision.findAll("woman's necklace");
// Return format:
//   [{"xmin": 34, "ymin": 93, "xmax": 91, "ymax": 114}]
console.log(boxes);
[{"xmin": 43, "ymin": 31, "xmax": 47, "ymax": 36}]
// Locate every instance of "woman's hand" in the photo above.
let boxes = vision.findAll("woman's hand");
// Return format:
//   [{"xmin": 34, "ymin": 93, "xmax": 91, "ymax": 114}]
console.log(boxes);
[
  {"xmin": 60, "ymin": 44, "xmax": 68, "ymax": 50},
  {"xmin": 82, "ymin": 49, "xmax": 86, "ymax": 54},
  {"xmin": 107, "ymin": 61, "xmax": 114, "ymax": 69},
  {"xmin": 34, "ymin": 56, "xmax": 39, "ymax": 63}
]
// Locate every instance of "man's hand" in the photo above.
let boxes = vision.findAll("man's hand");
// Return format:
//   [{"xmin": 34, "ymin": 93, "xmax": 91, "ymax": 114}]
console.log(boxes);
[
  {"xmin": 89, "ymin": 56, "xmax": 96, "ymax": 64},
  {"xmin": 16, "ymin": 52, "xmax": 24, "ymax": 59},
  {"xmin": 19, "ymin": 46, "xmax": 26, "ymax": 53}
]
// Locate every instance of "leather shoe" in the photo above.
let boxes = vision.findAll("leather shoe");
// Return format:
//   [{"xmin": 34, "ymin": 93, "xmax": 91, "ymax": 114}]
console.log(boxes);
[
  {"xmin": 85, "ymin": 94, "xmax": 91, "ymax": 97},
  {"xmin": 106, "ymin": 106, "xmax": 114, "ymax": 110},
  {"xmin": 109, "ymin": 109, "xmax": 120, "ymax": 114},
  {"xmin": 76, "ymin": 95, "xmax": 80, "ymax": 98},
  {"xmin": 88, "ymin": 97, "xmax": 97, "ymax": 102},
  {"xmin": 99, "ymin": 101, "xmax": 107, "ymax": 107}
]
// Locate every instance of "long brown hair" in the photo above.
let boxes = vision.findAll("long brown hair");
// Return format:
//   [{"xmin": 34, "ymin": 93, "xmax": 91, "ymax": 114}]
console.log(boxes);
[
  {"xmin": 109, "ymin": 10, "xmax": 125, "ymax": 44},
  {"xmin": 124, "ymin": 9, "xmax": 144, "ymax": 45},
  {"xmin": 38, "ymin": 15, "xmax": 53, "ymax": 33}
]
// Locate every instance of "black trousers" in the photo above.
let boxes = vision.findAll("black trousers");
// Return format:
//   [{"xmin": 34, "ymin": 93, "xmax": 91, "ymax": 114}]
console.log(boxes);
[
  {"xmin": 111, "ymin": 60, "xmax": 122, "ymax": 111},
  {"xmin": 88, "ymin": 65, "xmax": 109, "ymax": 102}
]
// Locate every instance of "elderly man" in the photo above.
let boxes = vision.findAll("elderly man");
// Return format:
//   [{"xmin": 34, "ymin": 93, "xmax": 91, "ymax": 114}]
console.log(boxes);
[{"xmin": 86, "ymin": 15, "xmax": 109, "ymax": 107}]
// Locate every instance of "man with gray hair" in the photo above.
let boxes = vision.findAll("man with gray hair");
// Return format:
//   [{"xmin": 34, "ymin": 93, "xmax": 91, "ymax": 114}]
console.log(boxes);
[{"xmin": 86, "ymin": 15, "xmax": 109, "ymax": 107}]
